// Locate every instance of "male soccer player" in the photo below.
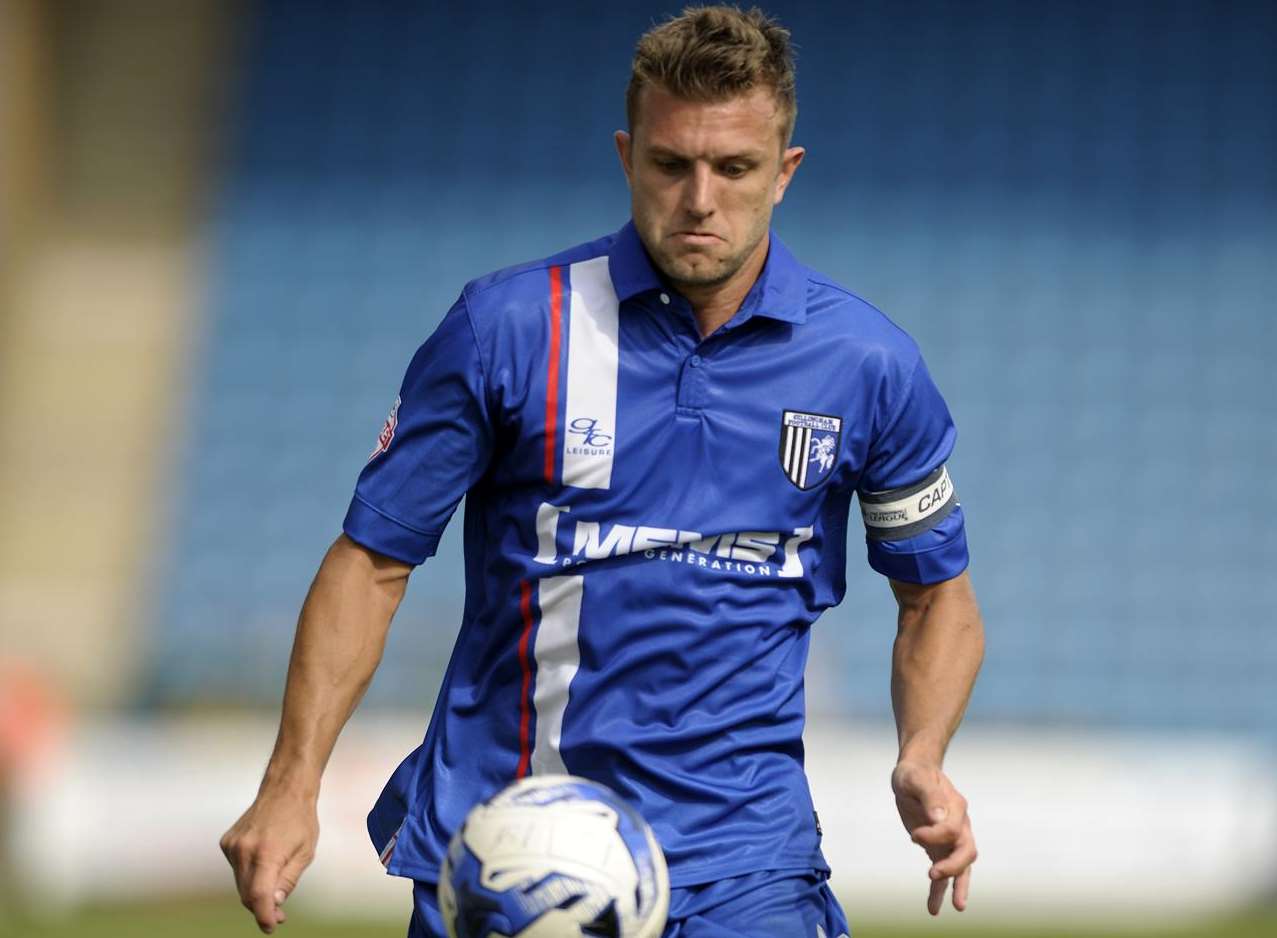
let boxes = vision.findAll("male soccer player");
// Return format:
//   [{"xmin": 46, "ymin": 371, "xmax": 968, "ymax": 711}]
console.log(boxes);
[{"xmin": 222, "ymin": 7, "xmax": 984, "ymax": 937}]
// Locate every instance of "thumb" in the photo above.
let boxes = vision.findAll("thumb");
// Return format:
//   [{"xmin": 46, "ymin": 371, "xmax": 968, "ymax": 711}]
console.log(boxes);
[
  {"xmin": 275, "ymin": 847, "xmax": 313, "ymax": 905},
  {"xmin": 920, "ymin": 786, "xmax": 948, "ymax": 823},
  {"xmin": 899, "ymin": 764, "xmax": 947, "ymax": 822}
]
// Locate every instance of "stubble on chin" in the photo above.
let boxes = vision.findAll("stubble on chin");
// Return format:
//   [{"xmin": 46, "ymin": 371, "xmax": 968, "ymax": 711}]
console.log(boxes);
[
  {"xmin": 654, "ymin": 233, "xmax": 762, "ymax": 289},
  {"xmin": 659, "ymin": 250, "xmax": 732, "ymax": 288}
]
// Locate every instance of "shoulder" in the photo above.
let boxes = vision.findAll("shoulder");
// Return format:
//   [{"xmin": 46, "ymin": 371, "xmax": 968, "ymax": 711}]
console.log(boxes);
[
  {"xmin": 800, "ymin": 268, "xmax": 924, "ymax": 381},
  {"xmin": 460, "ymin": 232, "xmax": 615, "ymax": 321},
  {"xmin": 443, "ymin": 231, "xmax": 615, "ymax": 381}
]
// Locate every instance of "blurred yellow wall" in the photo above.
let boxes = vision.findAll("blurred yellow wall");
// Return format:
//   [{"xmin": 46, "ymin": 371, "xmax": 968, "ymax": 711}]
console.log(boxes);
[
  {"xmin": 0, "ymin": 0, "xmax": 235, "ymax": 706},
  {"xmin": 1, "ymin": 0, "xmax": 48, "ymax": 271}
]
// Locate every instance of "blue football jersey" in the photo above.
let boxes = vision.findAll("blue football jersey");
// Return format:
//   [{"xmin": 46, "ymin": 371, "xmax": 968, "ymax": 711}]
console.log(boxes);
[{"xmin": 344, "ymin": 221, "xmax": 968, "ymax": 887}]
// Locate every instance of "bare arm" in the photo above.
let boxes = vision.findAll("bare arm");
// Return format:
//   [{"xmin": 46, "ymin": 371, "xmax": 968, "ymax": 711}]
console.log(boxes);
[
  {"xmin": 220, "ymin": 533, "xmax": 412, "ymax": 934},
  {"xmin": 888, "ymin": 569, "xmax": 984, "ymax": 916},
  {"xmin": 891, "ymin": 570, "xmax": 984, "ymax": 766}
]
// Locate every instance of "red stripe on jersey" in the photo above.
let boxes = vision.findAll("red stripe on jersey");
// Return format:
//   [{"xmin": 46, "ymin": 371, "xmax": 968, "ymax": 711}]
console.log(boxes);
[
  {"xmin": 544, "ymin": 265, "xmax": 563, "ymax": 483},
  {"xmin": 515, "ymin": 579, "xmax": 535, "ymax": 779},
  {"xmin": 378, "ymin": 825, "xmax": 401, "ymax": 867}
]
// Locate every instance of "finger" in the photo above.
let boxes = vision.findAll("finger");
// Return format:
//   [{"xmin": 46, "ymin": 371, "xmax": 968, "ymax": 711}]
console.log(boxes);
[
  {"xmin": 226, "ymin": 839, "xmax": 261, "ymax": 900},
  {"xmin": 929, "ymin": 837, "xmax": 977, "ymax": 878},
  {"xmin": 267, "ymin": 846, "xmax": 314, "ymax": 929},
  {"xmin": 247, "ymin": 891, "xmax": 278, "ymax": 934},
  {"xmin": 895, "ymin": 798, "xmax": 933, "ymax": 836},
  {"xmin": 927, "ymin": 875, "xmax": 949, "ymax": 916},
  {"xmin": 911, "ymin": 796, "xmax": 967, "ymax": 840},
  {"xmin": 244, "ymin": 859, "xmax": 283, "ymax": 934},
  {"xmin": 910, "ymin": 821, "xmax": 959, "ymax": 849},
  {"xmin": 953, "ymin": 865, "xmax": 972, "ymax": 912}
]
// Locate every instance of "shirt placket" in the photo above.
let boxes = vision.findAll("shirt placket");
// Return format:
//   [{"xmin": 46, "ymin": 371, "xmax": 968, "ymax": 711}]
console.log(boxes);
[{"xmin": 658, "ymin": 290, "xmax": 717, "ymax": 416}]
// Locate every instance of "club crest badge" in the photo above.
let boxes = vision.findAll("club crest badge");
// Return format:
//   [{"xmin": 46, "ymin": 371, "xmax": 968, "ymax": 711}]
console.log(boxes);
[
  {"xmin": 368, "ymin": 395, "xmax": 400, "ymax": 461},
  {"xmin": 779, "ymin": 410, "xmax": 842, "ymax": 490}
]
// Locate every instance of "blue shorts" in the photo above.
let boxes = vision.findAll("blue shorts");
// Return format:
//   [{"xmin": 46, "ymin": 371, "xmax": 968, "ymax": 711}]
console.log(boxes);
[{"xmin": 408, "ymin": 868, "xmax": 850, "ymax": 938}]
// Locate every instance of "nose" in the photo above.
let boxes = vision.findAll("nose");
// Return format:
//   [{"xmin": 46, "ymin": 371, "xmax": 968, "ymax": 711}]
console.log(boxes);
[{"xmin": 682, "ymin": 162, "xmax": 714, "ymax": 220}]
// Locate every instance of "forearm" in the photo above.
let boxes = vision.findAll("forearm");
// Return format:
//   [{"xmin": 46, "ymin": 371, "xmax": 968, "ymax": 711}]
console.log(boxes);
[
  {"xmin": 890, "ymin": 571, "xmax": 985, "ymax": 767},
  {"xmin": 261, "ymin": 534, "xmax": 410, "ymax": 799}
]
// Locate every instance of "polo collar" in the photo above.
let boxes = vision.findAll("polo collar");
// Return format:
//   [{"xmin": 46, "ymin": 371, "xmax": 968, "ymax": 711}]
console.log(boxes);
[{"xmin": 607, "ymin": 220, "xmax": 807, "ymax": 325}]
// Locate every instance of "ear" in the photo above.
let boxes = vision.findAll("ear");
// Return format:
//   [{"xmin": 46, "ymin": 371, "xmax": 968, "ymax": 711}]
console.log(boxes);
[
  {"xmin": 614, "ymin": 130, "xmax": 634, "ymax": 186},
  {"xmin": 772, "ymin": 145, "xmax": 806, "ymax": 206}
]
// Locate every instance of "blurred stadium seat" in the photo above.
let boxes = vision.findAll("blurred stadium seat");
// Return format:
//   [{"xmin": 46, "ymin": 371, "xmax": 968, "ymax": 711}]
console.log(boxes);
[{"xmin": 144, "ymin": 0, "xmax": 1277, "ymax": 750}]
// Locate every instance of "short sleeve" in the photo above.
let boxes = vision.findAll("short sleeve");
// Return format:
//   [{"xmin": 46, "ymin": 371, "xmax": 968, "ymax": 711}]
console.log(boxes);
[
  {"xmin": 856, "ymin": 354, "xmax": 969, "ymax": 584},
  {"xmin": 342, "ymin": 295, "xmax": 494, "ymax": 565}
]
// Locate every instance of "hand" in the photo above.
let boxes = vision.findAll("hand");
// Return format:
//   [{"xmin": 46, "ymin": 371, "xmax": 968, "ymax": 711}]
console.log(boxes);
[
  {"xmin": 891, "ymin": 759, "xmax": 977, "ymax": 916},
  {"xmin": 220, "ymin": 788, "xmax": 319, "ymax": 934}
]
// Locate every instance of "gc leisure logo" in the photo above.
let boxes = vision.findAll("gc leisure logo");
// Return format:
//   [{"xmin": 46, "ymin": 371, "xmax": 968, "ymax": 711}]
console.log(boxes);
[{"xmin": 565, "ymin": 416, "xmax": 613, "ymax": 457}]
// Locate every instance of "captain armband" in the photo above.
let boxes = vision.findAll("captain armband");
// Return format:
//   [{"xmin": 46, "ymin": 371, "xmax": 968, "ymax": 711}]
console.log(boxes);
[{"xmin": 858, "ymin": 465, "xmax": 958, "ymax": 541}]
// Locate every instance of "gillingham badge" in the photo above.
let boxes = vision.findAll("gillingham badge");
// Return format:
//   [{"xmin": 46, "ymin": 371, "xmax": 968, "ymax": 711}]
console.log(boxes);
[{"xmin": 779, "ymin": 410, "xmax": 842, "ymax": 490}]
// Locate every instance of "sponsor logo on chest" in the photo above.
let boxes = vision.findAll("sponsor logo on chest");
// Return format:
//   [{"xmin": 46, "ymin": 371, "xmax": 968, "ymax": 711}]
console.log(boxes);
[{"xmin": 533, "ymin": 503, "xmax": 815, "ymax": 579}]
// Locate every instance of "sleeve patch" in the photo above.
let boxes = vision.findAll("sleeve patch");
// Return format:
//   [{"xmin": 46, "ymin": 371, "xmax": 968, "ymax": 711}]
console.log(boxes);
[
  {"xmin": 859, "ymin": 464, "xmax": 958, "ymax": 541},
  {"xmin": 367, "ymin": 395, "xmax": 401, "ymax": 462}
]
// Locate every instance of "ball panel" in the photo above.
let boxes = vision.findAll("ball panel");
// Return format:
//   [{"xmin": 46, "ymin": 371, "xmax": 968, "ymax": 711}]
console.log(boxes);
[{"xmin": 439, "ymin": 775, "xmax": 669, "ymax": 938}]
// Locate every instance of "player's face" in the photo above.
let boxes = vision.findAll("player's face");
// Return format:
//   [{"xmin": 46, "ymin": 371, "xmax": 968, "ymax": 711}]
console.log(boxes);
[{"xmin": 616, "ymin": 86, "xmax": 805, "ymax": 292}]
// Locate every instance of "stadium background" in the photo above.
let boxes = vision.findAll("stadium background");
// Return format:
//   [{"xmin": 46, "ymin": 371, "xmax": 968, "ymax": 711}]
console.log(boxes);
[{"xmin": 1, "ymin": 0, "xmax": 1275, "ymax": 936}]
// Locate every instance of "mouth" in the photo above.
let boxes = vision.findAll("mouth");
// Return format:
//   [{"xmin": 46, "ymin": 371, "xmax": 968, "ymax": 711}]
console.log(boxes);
[{"xmin": 670, "ymin": 231, "xmax": 723, "ymax": 246}]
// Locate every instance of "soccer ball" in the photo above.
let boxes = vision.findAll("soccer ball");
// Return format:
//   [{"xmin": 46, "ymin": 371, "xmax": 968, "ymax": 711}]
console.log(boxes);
[{"xmin": 438, "ymin": 774, "xmax": 670, "ymax": 938}]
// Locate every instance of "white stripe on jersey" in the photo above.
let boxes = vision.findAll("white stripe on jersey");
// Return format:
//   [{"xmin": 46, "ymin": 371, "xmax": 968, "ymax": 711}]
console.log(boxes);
[
  {"xmin": 797, "ymin": 426, "xmax": 811, "ymax": 488},
  {"xmin": 531, "ymin": 575, "xmax": 584, "ymax": 775},
  {"xmin": 562, "ymin": 255, "xmax": 619, "ymax": 489}
]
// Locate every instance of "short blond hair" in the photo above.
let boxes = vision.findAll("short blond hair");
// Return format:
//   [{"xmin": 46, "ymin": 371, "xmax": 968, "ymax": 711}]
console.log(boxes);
[{"xmin": 626, "ymin": 5, "xmax": 797, "ymax": 145}]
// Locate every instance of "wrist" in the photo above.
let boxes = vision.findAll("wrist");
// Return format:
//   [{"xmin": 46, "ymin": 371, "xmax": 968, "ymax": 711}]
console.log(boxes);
[
  {"xmin": 259, "ymin": 761, "xmax": 323, "ymax": 802},
  {"xmin": 897, "ymin": 736, "xmax": 946, "ymax": 770}
]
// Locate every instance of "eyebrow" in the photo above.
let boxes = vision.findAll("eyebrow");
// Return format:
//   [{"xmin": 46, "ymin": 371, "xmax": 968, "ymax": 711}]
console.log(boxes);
[{"xmin": 645, "ymin": 145, "xmax": 764, "ymax": 163}]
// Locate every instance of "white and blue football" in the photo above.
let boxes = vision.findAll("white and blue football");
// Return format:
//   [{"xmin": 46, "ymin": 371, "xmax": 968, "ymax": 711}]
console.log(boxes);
[{"xmin": 438, "ymin": 774, "xmax": 670, "ymax": 938}]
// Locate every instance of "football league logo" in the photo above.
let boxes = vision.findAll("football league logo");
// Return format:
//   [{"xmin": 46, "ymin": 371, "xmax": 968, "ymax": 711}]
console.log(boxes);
[{"xmin": 779, "ymin": 410, "xmax": 842, "ymax": 490}]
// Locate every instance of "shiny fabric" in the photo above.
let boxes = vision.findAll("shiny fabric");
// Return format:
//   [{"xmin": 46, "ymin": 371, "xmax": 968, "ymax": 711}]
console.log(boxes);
[{"xmin": 345, "ymin": 221, "xmax": 968, "ymax": 888}]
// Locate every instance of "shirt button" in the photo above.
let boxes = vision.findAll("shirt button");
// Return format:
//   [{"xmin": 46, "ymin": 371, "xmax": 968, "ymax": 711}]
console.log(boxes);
[
  {"xmin": 659, "ymin": 292, "xmax": 670, "ymax": 305},
  {"xmin": 690, "ymin": 355, "xmax": 702, "ymax": 367}
]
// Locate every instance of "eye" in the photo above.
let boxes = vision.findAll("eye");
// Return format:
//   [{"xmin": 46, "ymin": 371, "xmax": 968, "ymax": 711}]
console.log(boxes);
[
  {"xmin": 721, "ymin": 163, "xmax": 750, "ymax": 179},
  {"xmin": 655, "ymin": 158, "xmax": 686, "ymax": 174}
]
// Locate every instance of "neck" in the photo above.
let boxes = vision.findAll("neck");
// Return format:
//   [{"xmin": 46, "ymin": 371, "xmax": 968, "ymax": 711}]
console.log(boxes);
[{"xmin": 678, "ymin": 234, "xmax": 770, "ymax": 339}]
